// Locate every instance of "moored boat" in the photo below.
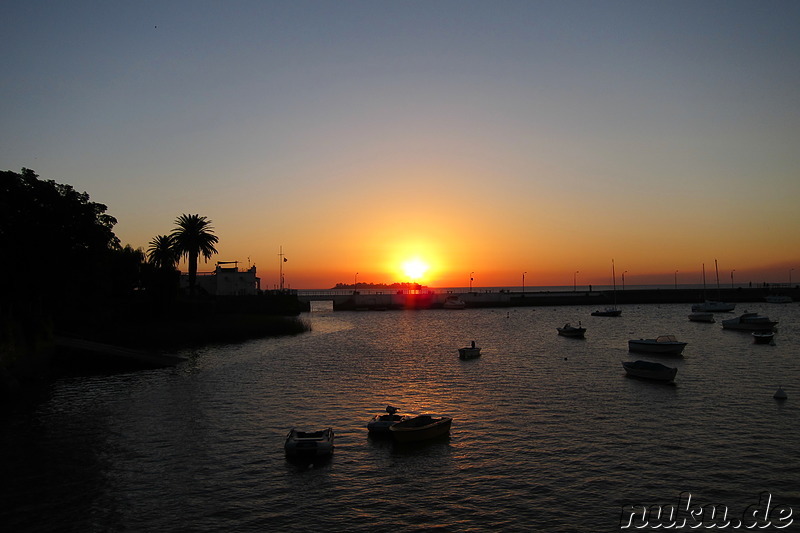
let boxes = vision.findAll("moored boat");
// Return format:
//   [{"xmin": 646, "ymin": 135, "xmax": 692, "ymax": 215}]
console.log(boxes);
[
  {"xmin": 721, "ymin": 312, "xmax": 778, "ymax": 331},
  {"xmin": 367, "ymin": 405, "xmax": 407, "ymax": 434},
  {"xmin": 628, "ymin": 335, "xmax": 687, "ymax": 355},
  {"xmin": 592, "ymin": 308, "xmax": 621, "ymax": 317},
  {"xmin": 443, "ymin": 295, "xmax": 467, "ymax": 309},
  {"xmin": 691, "ymin": 300, "xmax": 736, "ymax": 313},
  {"xmin": 688, "ymin": 312, "xmax": 715, "ymax": 323},
  {"xmin": 284, "ymin": 427, "xmax": 335, "ymax": 458},
  {"xmin": 752, "ymin": 331, "xmax": 775, "ymax": 345},
  {"xmin": 765, "ymin": 295, "xmax": 792, "ymax": 304},
  {"xmin": 622, "ymin": 360, "xmax": 678, "ymax": 382},
  {"xmin": 458, "ymin": 341, "xmax": 481, "ymax": 360},
  {"xmin": 557, "ymin": 322, "xmax": 586, "ymax": 338},
  {"xmin": 389, "ymin": 414, "xmax": 453, "ymax": 443}
]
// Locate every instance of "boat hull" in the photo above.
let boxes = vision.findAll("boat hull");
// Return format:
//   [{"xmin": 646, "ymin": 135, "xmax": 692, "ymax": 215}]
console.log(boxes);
[
  {"xmin": 557, "ymin": 327, "xmax": 586, "ymax": 338},
  {"xmin": 458, "ymin": 347, "xmax": 481, "ymax": 359},
  {"xmin": 367, "ymin": 414, "xmax": 407, "ymax": 434},
  {"xmin": 688, "ymin": 312, "xmax": 715, "ymax": 323},
  {"xmin": 721, "ymin": 313, "xmax": 777, "ymax": 331},
  {"xmin": 628, "ymin": 339, "xmax": 687, "ymax": 355},
  {"xmin": 752, "ymin": 332, "xmax": 775, "ymax": 344},
  {"xmin": 592, "ymin": 308, "xmax": 621, "ymax": 317},
  {"xmin": 692, "ymin": 301, "xmax": 735, "ymax": 313},
  {"xmin": 622, "ymin": 360, "xmax": 677, "ymax": 382},
  {"xmin": 390, "ymin": 416, "xmax": 452, "ymax": 443}
]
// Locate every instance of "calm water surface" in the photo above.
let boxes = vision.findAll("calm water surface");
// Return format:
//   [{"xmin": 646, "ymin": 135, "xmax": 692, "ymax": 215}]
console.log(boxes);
[{"xmin": 3, "ymin": 303, "xmax": 799, "ymax": 531}]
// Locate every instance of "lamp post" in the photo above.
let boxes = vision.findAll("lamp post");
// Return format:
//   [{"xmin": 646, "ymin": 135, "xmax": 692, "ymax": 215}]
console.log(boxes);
[
  {"xmin": 573, "ymin": 271, "xmax": 579, "ymax": 292},
  {"xmin": 674, "ymin": 270, "xmax": 678, "ymax": 290},
  {"xmin": 522, "ymin": 272, "xmax": 526, "ymax": 294},
  {"xmin": 622, "ymin": 271, "xmax": 627, "ymax": 290},
  {"xmin": 470, "ymin": 272, "xmax": 474, "ymax": 292},
  {"xmin": 730, "ymin": 269, "xmax": 735, "ymax": 288},
  {"xmin": 354, "ymin": 272, "xmax": 358, "ymax": 294}
]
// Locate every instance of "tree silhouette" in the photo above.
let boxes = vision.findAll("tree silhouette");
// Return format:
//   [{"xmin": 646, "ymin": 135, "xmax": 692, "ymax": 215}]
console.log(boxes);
[
  {"xmin": 169, "ymin": 214, "xmax": 218, "ymax": 295},
  {"xmin": 147, "ymin": 234, "xmax": 178, "ymax": 271}
]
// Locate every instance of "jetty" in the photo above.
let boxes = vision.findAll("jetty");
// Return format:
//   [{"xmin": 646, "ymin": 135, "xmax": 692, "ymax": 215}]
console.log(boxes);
[{"xmin": 296, "ymin": 287, "xmax": 799, "ymax": 311}]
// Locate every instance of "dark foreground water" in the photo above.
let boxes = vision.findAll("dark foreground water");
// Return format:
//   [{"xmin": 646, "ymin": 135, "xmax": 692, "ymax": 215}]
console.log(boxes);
[{"xmin": 3, "ymin": 303, "xmax": 799, "ymax": 531}]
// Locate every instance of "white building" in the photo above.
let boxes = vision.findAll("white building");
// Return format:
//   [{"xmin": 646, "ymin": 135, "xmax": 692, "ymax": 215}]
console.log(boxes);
[{"xmin": 184, "ymin": 262, "xmax": 261, "ymax": 296}]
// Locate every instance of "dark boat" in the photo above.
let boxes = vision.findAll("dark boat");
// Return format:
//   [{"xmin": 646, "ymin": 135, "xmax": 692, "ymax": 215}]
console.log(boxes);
[
  {"xmin": 367, "ymin": 405, "xmax": 407, "ymax": 435},
  {"xmin": 284, "ymin": 427, "xmax": 334, "ymax": 458},
  {"xmin": 557, "ymin": 322, "xmax": 586, "ymax": 338},
  {"xmin": 622, "ymin": 360, "xmax": 677, "ymax": 382},
  {"xmin": 389, "ymin": 415, "xmax": 452, "ymax": 443}
]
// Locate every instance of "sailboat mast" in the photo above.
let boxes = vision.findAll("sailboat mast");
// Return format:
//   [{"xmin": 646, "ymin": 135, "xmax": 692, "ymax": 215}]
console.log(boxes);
[{"xmin": 612, "ymin": 259, "xmax": 617, "ymax": 307}]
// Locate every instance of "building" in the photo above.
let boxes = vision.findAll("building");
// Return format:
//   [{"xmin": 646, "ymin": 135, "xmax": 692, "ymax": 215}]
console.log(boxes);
[{"xmin": 183, "ymin": 262, "xmax": 261, "ymax": 296}]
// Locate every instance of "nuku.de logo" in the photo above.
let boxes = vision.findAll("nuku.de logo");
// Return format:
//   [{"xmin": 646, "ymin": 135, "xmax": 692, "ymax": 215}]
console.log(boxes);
[{"xmin": 620, "ymin": 491, "xmax": 793, "ymax": 529}]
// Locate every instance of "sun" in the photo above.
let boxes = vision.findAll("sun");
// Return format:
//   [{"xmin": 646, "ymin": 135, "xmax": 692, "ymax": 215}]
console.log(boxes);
[{"xmin": 401, "ymin": 258, "xmax": 429, "ymax": 282}]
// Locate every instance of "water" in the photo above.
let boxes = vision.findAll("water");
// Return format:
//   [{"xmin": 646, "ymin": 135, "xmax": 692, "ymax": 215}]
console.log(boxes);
[{"xmin": 3, "ymin": 303, "xmax": 799, "ymax": 531}]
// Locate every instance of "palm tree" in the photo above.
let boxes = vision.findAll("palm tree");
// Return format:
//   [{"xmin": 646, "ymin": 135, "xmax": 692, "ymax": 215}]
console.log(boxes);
[
  {"xmin": 147, "ymin": 235, "xmax": 178, "ymax": 271},
  {"xmin": 170, "ymin": 214, "xmax": 219, "ymax": 295}
]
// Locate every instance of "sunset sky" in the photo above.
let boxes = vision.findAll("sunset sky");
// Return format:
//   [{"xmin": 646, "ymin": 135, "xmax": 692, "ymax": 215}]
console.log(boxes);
[{"xmin": 3, "ymin": 1, "xmax": 799, "ymax": 289}]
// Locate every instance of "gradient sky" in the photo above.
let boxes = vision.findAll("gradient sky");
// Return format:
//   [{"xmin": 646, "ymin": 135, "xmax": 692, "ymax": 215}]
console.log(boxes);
[{"xmin": 3, "ymin": 1, "xmax": 799, "ymax": 288}]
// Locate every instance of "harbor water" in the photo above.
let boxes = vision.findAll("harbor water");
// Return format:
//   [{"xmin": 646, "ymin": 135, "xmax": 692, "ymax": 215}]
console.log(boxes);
[{"xmin": 2, "ymin": 303, "xmax": 799, "ymax": 531}]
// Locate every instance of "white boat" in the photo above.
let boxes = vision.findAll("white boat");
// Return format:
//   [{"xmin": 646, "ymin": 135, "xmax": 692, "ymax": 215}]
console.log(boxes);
[
  {"xmin": 443, "ymin": 295, "xmax": 466, "ymax": 309},
  {"xmin": 628, "ymin": 335, "xmax": 687, "ymax": 355},
  {"xmin": 592, "ymin": 260, "xmax": 621, "ymax": 317},
  {"xmin": 765, "ymin": 295, "xmax": 792, "ymax": 304},
  {"xmin": 622, "ymin": 360, "xmax": 678, "ymax": 382},
  {"xmin": 284, "ymin": 427, "xmax": 334, "ymax": 458},
  {"xmin": 688, "ymin": 312, "xmax": 715, "ymax": 323},
  {"xmin": 557, "ymin": 322, "xmax": 586, "ymax": 338},
  {"xmin": 721, "ymin": 312, "xmax": 778, "ymax": 331},
  {"xmin": 458, "ymin": 341, "xmax": 481, "ymax": 359},
  {"xmin": 692, "ymin": 261, "xmax": 735, "ymax": 312},
  {"xmin": 389, "ymin": 414, "xmax": 453, "ymax": 443},
  {"xmin": 367, "ymin": 405, "xmax": 407, "ymax": 434}
]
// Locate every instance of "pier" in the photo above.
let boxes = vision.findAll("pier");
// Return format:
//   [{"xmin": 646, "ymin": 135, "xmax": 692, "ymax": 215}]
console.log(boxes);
[{"xmin": 296, "ymin": 287, "xmax": 799, "ymax": 311}]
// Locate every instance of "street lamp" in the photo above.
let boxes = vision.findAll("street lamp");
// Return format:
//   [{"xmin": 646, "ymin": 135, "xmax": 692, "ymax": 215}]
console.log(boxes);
[
  {"xmin": 730, "ymin": 269, "xmax": 735, "ymax": 288},
  {"xmin": 573, "ymin": 271, "xmax": 579, "ymax": 292},
  {"xmin": 354, "ymin": 272, "xmax": 358, "ymax": 293},
  {"xmin": 622, "ymin": 271, "xmax": 627, "ymax": 290},
  {"xmin": 470, "ymin": 272, "xmax": 474, "ymax": 292},
  {"xmin": 522, "ymin": 272, "xmax": 526, "ymax": 294}
]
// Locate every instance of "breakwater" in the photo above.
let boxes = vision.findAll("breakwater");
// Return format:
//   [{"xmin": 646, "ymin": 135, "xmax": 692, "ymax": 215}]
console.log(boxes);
[{"xmin": 297, "ymin": 287, "xmax": 799, "ymax": 311}]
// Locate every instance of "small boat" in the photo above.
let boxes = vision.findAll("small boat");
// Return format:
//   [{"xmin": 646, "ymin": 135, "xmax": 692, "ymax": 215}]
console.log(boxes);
[
  {"xmin": 458, "ymin": 341, "xmax": 481, "ymax": 360},
  {"xmin": 765, "ymin": 295, "xmax": 792, "ymax": 304},
  {"xmin": 628, "ymin": 335, "xmax": 687, "ymax": 355},
  {"xmin": 389, "ymin": 414, "xmax": 453, "ymax": 443},
  {"xmin": 688, "ymin": 312, "xmax": 715, "ymax": 323},
  {"xmin": 721, "ymin": 312, "xmax": 778, "ymax": 331},
  {"xmin": 443, "ymin": 295, "xmax": 467, "ymax": 309},
  {"xmin": 591, "ymin": 308, "xmax": 622, "ymax": 317},
  {"xmin": 284, "ymin": 427, "xmax": 335, "ymax": 458},
  {"xmin": 367, "ymin": 405, "xmax": 407, "ymax": 434},
  {"xmin": 622, "ymin": 360, "xmax": 678, "ymax": 382},
  {"xmin": 691, "ymin": 300, "xmax": 736, "ymax": 313},
  {"xmin": 752, "ymin": 331, "xmax": 775, "ymax": 345},
  {"xmin": 557, "ymin": 322, "xmax": 586, "ymax": 338}
]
